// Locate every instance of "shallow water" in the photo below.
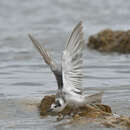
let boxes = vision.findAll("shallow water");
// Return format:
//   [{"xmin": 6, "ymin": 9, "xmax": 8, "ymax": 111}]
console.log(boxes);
[{"xmin": 0, "ymin": 0, "xmax": 130, "ymax": 129}]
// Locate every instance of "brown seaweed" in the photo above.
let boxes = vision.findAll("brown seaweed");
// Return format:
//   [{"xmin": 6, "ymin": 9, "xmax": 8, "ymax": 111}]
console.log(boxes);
[
  {"xmin": 39, "ymin": 95, "xmax": 130, "ymax": 128},
  {"xmin": 87, "ymin": 29, "xmax": 130, "ymax": 53}
]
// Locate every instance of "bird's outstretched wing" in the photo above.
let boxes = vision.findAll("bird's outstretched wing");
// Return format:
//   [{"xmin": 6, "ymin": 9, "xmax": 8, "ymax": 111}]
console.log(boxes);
[
  {"xmin": 62, "ymin": 21, "xmax": 85, "ymax": 94},
  {"xmin": 29, "ymin": 34, "xmax": 62, "ymax": 89}
]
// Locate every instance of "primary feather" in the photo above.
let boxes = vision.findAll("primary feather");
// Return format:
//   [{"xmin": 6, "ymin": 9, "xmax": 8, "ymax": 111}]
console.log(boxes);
[
  {"xmin": 62, "ymin": 21, "xmax": 84, "ymax": 95},
  {"xmin": 28, "ymin": 34, "xmax": 63, "ymax": 89}
]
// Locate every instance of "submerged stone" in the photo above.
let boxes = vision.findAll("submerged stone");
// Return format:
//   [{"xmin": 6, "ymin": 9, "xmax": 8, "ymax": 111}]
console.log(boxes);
[{"xmin": 87, "ymin": 29, "xmax": 130, "ymax": 53}]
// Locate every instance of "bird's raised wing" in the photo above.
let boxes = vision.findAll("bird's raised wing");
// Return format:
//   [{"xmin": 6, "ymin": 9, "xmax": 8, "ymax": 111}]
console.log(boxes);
[
  {"xmin": 62, "ymin": 21, "xmax": 85, "ymax": 94},
  {"xmin": 29, "ymin": 34, "xmax": 57, "ymax": 71},
  {"xmin": 29, "ymin": 34, "xmax": 62, "ymax": 89}
]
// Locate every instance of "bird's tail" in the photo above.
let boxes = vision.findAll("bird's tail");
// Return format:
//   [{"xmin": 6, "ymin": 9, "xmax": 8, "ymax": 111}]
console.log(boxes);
[{"xmin": 84, "ymin": 91, "xmax": 104, "ymax": 104}]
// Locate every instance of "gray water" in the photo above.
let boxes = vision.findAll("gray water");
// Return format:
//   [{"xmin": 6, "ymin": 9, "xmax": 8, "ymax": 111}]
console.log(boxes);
[{"xmin": 0, "ymin": 0, "xmax": 130, "ymax": 129}]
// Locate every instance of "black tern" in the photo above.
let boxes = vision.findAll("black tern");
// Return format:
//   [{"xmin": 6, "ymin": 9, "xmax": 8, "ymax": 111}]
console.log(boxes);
[{"xmin": 29, "ymin": 21, "xmax": 103, "ymax": 113}]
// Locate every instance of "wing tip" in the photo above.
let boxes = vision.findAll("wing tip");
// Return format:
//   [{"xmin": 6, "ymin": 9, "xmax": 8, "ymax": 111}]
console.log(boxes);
[
  {"xmin": 28, "ymin": 33, "xmax": 33, "ymax": 40},
  {"xmin": 79, "ymin": 20, "xmax": 83, "ymax": 26},
  {"xmin": 76, "ymin": 20, "xmax": 83, "ymax": 30},
  {"xmin": 28, "ymin": 33, "xmax": 36, "ymax": 44}
]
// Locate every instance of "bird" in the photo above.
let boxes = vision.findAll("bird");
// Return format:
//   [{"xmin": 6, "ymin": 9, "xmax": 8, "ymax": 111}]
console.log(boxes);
[{"xmin": 29, "ymin": 21, "xmax": 104, "ymax": 113}]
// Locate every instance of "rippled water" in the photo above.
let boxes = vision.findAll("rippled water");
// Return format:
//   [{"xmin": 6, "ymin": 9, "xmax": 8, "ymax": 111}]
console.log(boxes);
[{"xmin": 0, "ymin": 0, "xmax": 130, "ymax": 129}]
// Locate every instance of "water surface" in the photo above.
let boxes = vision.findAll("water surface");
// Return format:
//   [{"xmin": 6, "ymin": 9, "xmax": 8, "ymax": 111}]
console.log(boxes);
[{"xmin": 0, "ymin": 0, "xmax": 130, "ymax": 129}]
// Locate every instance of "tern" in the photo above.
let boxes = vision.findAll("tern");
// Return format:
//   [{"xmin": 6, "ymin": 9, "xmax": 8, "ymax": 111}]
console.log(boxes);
[{"xmin": 29, "ymin": 21, "xmax": 103, "ymax": 113}]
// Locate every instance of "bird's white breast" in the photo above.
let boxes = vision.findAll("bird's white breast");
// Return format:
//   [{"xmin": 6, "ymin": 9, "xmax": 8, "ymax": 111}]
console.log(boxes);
[{"xmin": 64, "ymin": 90, "xmax": 85, "ymax": 107}]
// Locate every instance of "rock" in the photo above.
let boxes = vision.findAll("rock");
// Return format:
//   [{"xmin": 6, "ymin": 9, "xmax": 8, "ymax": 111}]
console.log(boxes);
[
  {"xmin": 39, "ymin": 95, "xmax": 112, "ymax": 116},
  {"xmin": 87, "ymin": 29, "xmax": 130, "ymax": 53},
  {"xmin": 39, "ymin": 95, "xmax": 130, "ymax": 129},
  {"xmin": 39, "ymin": 95, "xmax": 55, "ymax": 116}
]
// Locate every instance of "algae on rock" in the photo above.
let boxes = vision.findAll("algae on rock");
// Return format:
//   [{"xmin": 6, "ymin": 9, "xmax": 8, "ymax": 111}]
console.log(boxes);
[
  {"xmin": 39, "ymin": 95, "xmax": 130, "ymax": 129},
  {"xmin": 87, "ymin": 29, "xmax": 130, "ymax": 53},
  {"xmin": 38, "ymin": 95, "xmax": 130, "ymax": 129}
]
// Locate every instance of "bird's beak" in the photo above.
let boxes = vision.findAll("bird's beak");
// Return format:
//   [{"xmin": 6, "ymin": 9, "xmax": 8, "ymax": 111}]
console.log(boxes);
[{"xmin": 47, "ymin": 108, "xmax": 53, "ymax": 113}]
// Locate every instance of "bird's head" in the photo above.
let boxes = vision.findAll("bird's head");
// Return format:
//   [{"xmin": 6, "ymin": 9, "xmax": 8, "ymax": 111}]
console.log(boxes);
[{"xmin": 48, "ymin": 98, "xmax": 66, "ymax": 113}]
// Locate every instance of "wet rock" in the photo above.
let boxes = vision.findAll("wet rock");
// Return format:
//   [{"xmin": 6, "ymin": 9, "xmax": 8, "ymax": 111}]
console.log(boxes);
[
  {"xmin": 87, "ymin": 29, "xmax": 130, "ymax": 53},
  {"xmin": 39, "ymin": 95, "xmax": 130, "ymax": 129},
  {"xmin": 39, "ymin": 95, "xmax": 111, "ymax": 116},
  {"xmin": 39, "ymin": 95, "xmax": 55, "ymax": 116}
]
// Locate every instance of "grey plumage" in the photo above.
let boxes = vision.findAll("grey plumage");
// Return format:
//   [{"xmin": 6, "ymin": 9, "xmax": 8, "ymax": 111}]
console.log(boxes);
[
  {"xmin": 28, "ymin": 34, "xmax": 63, "ymax": 90},
  {"xmin": 62, "ymin": 21, "xmax": 84, "ymax": 95}
]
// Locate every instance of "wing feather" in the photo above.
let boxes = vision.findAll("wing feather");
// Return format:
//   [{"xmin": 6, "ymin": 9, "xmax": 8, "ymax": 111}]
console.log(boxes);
[
  {"xmin": 29, "ymin": 34, "xmax": 62, "ymax": 89},
  {"xmin": 62, "ymin": 21, "xmax": 85, "ymax": 94}
]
